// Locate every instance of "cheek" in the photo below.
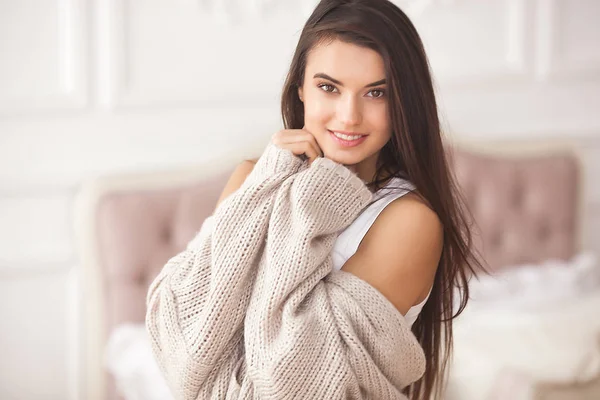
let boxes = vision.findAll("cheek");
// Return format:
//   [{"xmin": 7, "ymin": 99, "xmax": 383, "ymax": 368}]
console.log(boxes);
[
  {"xmin": 304, "ymin": 95, "xmax": 333, "ymax": 127},
  {"xmin": 367, "ymin": 104, "xmax": 391, "ymax": 135}
]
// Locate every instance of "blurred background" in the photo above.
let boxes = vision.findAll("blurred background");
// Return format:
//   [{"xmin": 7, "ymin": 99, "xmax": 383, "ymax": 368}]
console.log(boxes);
[{"xmin": 1, "ymin": 0, "xmax": 599, "ymax": 399}]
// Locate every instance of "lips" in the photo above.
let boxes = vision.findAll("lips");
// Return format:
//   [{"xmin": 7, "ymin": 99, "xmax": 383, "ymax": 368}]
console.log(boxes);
[
  {"xmin": 328, "ymin": 129, "xmax": 367, "ymax": 137},
  {"xmin": 328, "ymin": 130, "xmax": 368, "ymax": 147}
]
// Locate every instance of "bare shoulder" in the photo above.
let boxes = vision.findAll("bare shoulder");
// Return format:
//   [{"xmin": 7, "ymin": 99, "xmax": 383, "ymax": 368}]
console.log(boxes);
[
  {"xmin": 341, "ymin": 190, "xmax": 443, "ymax": 313},
  {"xmin": 363, "ymin": 191, "xmax": 442, "ymax": 240},
  {"xmin": 365, "ymin": 191, "xmax": 443, "ymax": 258},
  {"xmin": 387, "ymin": 191, "xmax": 439, "ymax": 224},
  {"xmin": 214, "ymin": 159, "xmax": 257, "ymax": 210}
]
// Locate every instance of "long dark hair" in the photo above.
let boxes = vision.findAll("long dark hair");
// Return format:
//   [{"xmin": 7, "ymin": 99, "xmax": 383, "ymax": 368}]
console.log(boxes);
[{"xmin": 280, "ymin": 0, "xmax": 484, "ymax": 398}]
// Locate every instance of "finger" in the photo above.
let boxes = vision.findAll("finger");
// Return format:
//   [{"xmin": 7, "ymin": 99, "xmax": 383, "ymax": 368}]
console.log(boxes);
[
  {"xmin": 289, "ymin": 142, "xmax": 319, "ymax": 163},
  {"xmin": 294, "ymin": 133, "xmax": 321, "ymax": 161},
  {"xmin": 275, "ymin": 130, "xmax": 323, "ymax": 160},
  {"xmin": 276, "ymin": 130, "xmax": 305, "ymax": 144},
  {"xmin": 302, "ymin": 141, "xmax": 320, "ymax": 164},
  {"xmin": 302, "ymin": 130, "xmax": 324, "ymax": 157},
  {"xmin": 278, "ymin": 131, "xmax": 320, "ymax": 154}
]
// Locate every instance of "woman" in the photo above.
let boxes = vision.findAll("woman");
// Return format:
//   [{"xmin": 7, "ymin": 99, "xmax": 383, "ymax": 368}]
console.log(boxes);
[{"xmin": 215, "ymin": 0, "xmax": 482, "ymax": 398}]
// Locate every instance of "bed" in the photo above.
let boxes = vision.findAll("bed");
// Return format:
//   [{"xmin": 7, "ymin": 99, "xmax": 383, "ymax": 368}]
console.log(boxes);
[{"xmin": 73, "ymin": 139, "xmax": 600, "ymax": 400}]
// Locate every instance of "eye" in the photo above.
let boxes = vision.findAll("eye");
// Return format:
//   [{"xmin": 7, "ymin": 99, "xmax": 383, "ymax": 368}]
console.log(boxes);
[
  {"xmin": 367, "ymin": 89, "xmax": 386, "ymax": 99},
  {"xmin": 317, "ymin": 83, "xmax": 338, "ymax": 93}
]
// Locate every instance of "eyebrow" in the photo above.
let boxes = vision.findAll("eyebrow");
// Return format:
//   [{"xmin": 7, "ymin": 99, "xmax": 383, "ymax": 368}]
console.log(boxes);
[{"xmin": 313, "ymin": 73, "xmax": 386, "ymax": 88}]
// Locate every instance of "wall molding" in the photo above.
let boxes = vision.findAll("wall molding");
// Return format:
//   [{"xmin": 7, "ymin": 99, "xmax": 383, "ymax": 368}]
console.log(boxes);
[
  {"xmin": 66, "ymin": 266, "xmax": 81, "ymax": 400},
  {"xmin": 193, "ymin": 0, "xmax": 445, "ymax": 22},
  {"xmin": 534, "ymin": 0, "xmax": 600, "ymax": 81},
  {"xmin": 97, "ymin": 0, "xmax": 532, "ymax": 109},
  {"xmin": 96, "ymin": 0, "xmax": 286, "ymax": 109},
  {"xmin": 0, "ymin": 0, "xmax": 88, "ymax": 115},
  {"xmin": 431, "ymin": 0, "xmax": 533, "ymax": 87}
]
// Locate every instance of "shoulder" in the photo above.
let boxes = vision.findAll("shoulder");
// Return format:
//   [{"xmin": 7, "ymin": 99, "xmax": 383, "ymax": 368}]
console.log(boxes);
[
  {"xmin": 227, "ymin": 158, "xmax": 258, "ymax": 185},
  {"xmin": 341, "ymin": 191, "xmax": 443, "ymax": 314},
  {"xmin": 380, "ymin": 192, "xmax": 442, "ymax": 239},
  {"xmin": 362, "ymin": 191, "xmax": 443, "ymax": 250},
  {"xmin": 214, "ymin": 158, "xmax": 258, "ymax": 210}
]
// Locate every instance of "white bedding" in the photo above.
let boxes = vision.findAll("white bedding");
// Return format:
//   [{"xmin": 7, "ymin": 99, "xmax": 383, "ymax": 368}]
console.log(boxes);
[
  {"xmin": 105, "ymin": 253, "xmax": 600, "ymax": 400},
  {"xmin": 446, "ymin": 252, "xmax": 600, "ymax": 400},
  {"xmin": 105, "ymin": 324, "xmax": 172, "ymax": 400}
]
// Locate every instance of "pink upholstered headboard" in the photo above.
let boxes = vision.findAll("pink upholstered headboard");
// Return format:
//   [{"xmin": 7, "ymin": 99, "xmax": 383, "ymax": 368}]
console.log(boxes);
[
  {"xmin": 74, "ymin": 143, "xmax": 581, "ymax": 400},
  {"xmin": 74, "ymin": 163, "xmax": 235, "ymax": 400},
  {"xmin": 450, "ymin": 146, "xmax": 580, "ymax": 271}
]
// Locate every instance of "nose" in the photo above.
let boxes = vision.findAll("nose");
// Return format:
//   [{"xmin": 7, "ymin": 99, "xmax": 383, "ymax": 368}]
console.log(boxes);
[{"xmin": 337, "ymin": 95, "xmax": 362, "ymax": 126}]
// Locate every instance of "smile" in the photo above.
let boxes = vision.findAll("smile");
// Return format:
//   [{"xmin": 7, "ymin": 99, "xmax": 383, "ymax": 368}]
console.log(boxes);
[{"xmin": 328, "ymin": 130, "xmax": 368, "ymax": 147}]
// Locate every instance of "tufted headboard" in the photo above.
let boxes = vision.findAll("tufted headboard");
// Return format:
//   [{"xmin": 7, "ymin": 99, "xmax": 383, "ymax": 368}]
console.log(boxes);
[
  {"xmin": 448, "ymin": 141, "xmax": 581, "ymax": 272},
  {"xmin": 73, "ymin": 140, "xmax": 582, "ymax": 400},
  {"xmin": 74, "ymin": 153, "xmax": 241, "ymax": 400}
]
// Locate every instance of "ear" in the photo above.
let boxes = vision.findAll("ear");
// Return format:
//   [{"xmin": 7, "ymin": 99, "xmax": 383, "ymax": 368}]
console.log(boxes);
[{"xmin": 298, "ymin": 86, "xmax": 304, "ymax": 102}]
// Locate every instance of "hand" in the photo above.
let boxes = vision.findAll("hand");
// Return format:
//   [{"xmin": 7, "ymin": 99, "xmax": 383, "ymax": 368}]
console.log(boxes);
[{"xmin": 270, "ymin": 127, "xmax": 324, "ymax": 166}]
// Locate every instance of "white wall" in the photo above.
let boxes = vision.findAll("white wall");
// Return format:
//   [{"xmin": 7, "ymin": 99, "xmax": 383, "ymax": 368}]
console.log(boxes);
[{"xmin": 1, "ymin": 0, "xmax": 599, "ymax": 398}]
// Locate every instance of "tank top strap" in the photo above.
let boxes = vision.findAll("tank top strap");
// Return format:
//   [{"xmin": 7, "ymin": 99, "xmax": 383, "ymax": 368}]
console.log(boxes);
[
  {"xmin": 336, "ymin": 177, "xmax": 416, "ymax": 258},
  {"xmin": 331, "ymin": 177, "xmax": 431, "ymax": 327},
  {"xmin": 370, "ymin": 177, "xmax": 416, "ymax": 204}
]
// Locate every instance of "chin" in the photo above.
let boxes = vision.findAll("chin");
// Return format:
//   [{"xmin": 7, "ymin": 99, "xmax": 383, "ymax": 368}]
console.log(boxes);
[
  {"xmin": 323, "ymin": 149, "xmax": 361, "ymax": 166},
  {"xmin": 315, "ymin": 132, "xmax": 371, "ymax": 165}
]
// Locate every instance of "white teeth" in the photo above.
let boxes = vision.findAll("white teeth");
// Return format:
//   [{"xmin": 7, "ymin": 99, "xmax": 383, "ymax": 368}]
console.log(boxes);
[{"xmin": 332, "ymin": 131, "xmax": 363, "ymax": 141}]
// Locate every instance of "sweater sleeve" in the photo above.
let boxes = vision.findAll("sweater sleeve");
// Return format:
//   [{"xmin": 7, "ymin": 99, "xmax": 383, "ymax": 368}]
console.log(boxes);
[
  {"xmin": 241, "ymin": 157, "xmax": 427, "ymax": 400},
  {"xmin": 145, "ymin": 142, "xmax": 305, "ymax": 400}
]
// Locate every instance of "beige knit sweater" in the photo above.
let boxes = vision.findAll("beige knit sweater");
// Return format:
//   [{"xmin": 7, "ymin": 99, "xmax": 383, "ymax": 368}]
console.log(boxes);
[{"xmin": 145, "ymin": 142, "xmax": 426, "ymax": 400}]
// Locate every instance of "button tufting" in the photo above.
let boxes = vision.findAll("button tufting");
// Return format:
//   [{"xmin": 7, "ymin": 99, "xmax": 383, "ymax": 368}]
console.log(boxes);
[
  {"xmin": 161, "ymin": 226, "xmax": 172, "ymax": 242},
  {"xmin": 538, "ymin": 223, "xmax": 551, "ymax": 241}
]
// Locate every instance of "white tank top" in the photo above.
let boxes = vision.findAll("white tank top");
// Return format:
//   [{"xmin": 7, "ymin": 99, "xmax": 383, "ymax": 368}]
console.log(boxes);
[{"xmin": 331, "ymin": 176, "xmax": 432, "ymax": 327}]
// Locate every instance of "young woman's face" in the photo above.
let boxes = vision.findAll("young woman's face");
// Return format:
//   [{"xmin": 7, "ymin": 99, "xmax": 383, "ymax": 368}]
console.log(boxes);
[{"xmin": 298, "ymin": 39, "xmax": 391, "ymax": 169}]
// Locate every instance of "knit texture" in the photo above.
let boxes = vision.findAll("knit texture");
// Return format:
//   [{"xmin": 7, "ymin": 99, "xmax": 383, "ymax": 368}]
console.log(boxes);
[{"xmin": 145, "ymin": 142, "xmax": 426, "ymax": 400}]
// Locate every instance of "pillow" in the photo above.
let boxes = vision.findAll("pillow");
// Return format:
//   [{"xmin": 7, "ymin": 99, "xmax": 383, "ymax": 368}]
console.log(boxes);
[
  {"xmin": 105, "ymin": 254, "xmax": 600, "ymax": 400},
  {"xmin": 105, "ymin": 323, "xmax": 173, "ymax": 400},
  {"xmin": 446, "ymin": 252, "xmax": 600, "ymax": 400},
  {"xmin": 464, "ymin": 252, "xmax": 600, "ymax": 311}
]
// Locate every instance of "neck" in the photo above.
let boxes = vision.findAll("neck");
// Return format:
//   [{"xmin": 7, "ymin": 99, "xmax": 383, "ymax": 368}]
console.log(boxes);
[{"xmin": 344, "ymin": 153, "xmax": 392, "ymax": 192}]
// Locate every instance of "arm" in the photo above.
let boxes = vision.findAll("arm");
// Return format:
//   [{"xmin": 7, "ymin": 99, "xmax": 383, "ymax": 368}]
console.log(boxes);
[
  {"xmin": 145, "ymin": 143, "xmax": 305, "ymax": 399},
  {"xmin": 242, "ymin": 158, "xmax": 426, "ymax": 399},
  {"xmin": 214, "ymin": 158, "xmax": 258, "ymax": 212},
  {"xmin": 340, "ymin": 193, "xmax": 442, "ymax": 315}
]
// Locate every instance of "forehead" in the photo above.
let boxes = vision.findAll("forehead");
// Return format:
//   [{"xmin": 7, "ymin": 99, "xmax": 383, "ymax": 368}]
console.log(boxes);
[{"xmin": 305, "ymin": 39, "xmax": 385, "ymax": 83}]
